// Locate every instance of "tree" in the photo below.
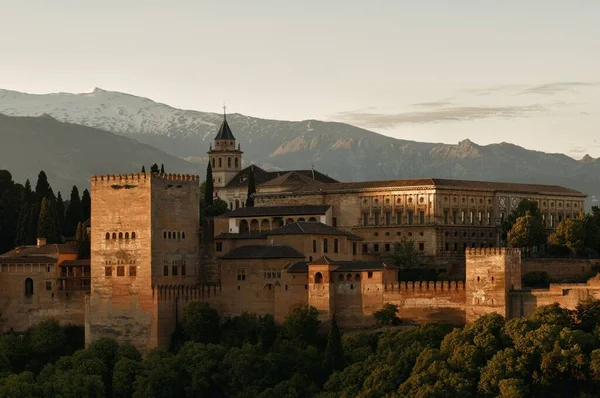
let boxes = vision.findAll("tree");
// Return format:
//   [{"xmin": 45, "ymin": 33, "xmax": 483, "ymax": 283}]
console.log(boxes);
[
  {"xmin": 549, "ymin": 214, "xmax": 600, "ymax": 256},
  {"xmin": 14, "ymin": 203, "xmax": 30, "ymax": 246},
  {"xmin": 56, "ymin": 192, "xmax": 65, "ymax": 234},
  {"xmin": 150, "ymin": 164, "xmax": 159, "ymax": 173},
  {"xmin": 324, "ymin": 313, "xmax": 344, "ymax": 371},
  {"xmin": 160, "ymin": 164, "xmax": 165, "ymax": 174},
  {"xmin": 575, "ymin": 297, "xmax": 600, "ymax": 333},
  {"xmin": 246, "ymin": 166, "xmax": 256, "ymax": 207},
  {"xmin": 76, "ymin": 222, "xmax": 90, "ymax": 259},
  {"xmin": 141, "ymin": 165, "xmax": 146, "ymax": 173},
  {"xmin": 35, "ymin": 171, "xmax": 52, "ymax": 203},
  {"xmin": 281, "ymin": 306, "xmax": 321, "ymax": 346},
  {"xmin": 391, "ymin": 236, "xmax": 424, "ymax": 269},
  {"xmin": 373, "ymin": 303, "xmax": 400, "ymax": 326},
  {"xmin": 502, "ymin": 198, "xmax": 542, "ymax": 240},
  {"xmin": 203, "ymin": 198, "xmax": 228, "ymax": 219},
  {"xmin": 37, "ymin": 197, "xmax": 60, "ymax": 243},
  {"xmin": 507, "ymin": 211, "xmax": 546, "ymax": 255},
  {"xmin": 81, "ymin": 189, "xmax": 91, "ymax": 222},
  {"xmin": 26, "ymin": 203, "xmax": 39, "ymax": 245},
  {"xmin": 65, "ymin": 186, "xmax": 84, "ymax": 238},
  {"xmin": 181, "ymin": 302, "xmax": 221, "ymax": 344},
  {"xmin": 205, "ymin": 163, "xmax": 214, "ymax": 206}
]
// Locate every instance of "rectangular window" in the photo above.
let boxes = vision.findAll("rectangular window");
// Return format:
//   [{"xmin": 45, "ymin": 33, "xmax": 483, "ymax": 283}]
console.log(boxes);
[
  {"xmin": 163, "ymin": 266, "xmax": 168, "ymax": 276},
  {"xmin": 373, "ymin": 211, "xmax": 380, "ymax": 226},
  {"xmin": 445, "ymin": 242, "xmax": 449, "ymax": 251},
  {"xmin": 461, "ymin": 211, "xmax": 465, "ymax": 224},
  {"xmin": 443, "ymin": 210, "xmax": 448, "ymax": 224},
  {"xmin": 550, "ymin": 214, "xmax": 554, "ymax": 227},
  {"xmin": 334, "ymin": 239, "xmax": 339, "ymax": 253},
  {"xmin": 237, "ymin": 269, "xmax": 246, "ymax": 281},
  {"xmin": 172, "ymin": 265, "xmax": 178, "ymax": 276},
  {"xmin": 419, "ymin": 211, "xmax": 425, "ymax": 224},
  {"xmin": 181, "ymin": 264, "xmax": 186, "ymax": 276},
  {"xmin": 332, "ymin": 217, "xmax": 337, "ymax": 227},
  {"xmin": 452, "ymin": 211, "xmax": 458, "ymax": 224},
  {"xmin": 487, "ymin": 212, "xmax": 491, "ymax": 225},
  {"xmin": 129, "ymin": 266, "xmax": 137, "ymax": 277},
  {"xmin": 215, "ymin": 242, "xmax": 223, "ymax": 252},
  {"xmin": 385, "ymin": 212, "xmax": 391, "ymax": 226},
  {"xmin": 385, "ymin": 243, "xmax": 390, "ymax": 252},
  {"xmin": 117, "ymin": 266, "xmax": 125, "ymax": 276},
  {"xmin": 312, "ymin": 240, "xmax": 317, "ymax": 253},
  {"xmin": 353, "ymin": 242, "xmax": 357, "ymax": 255},
  {"xmin": 419, "ymin": 242, "xmax": 425, "ymax": 251},
  {"xmin": 323, "ymin": 238, "xmax": 329, "ymax": 253},
  {"xmin": 105, "ymin": 267, "xmax": 112, "ymax": 277},
  {"xmin": 363, "ymin": 213, "xmax": 369, "ymax": 226},
  {"xmin": 45, "ymin": 281, "xmax": 52, "ymax": 291},
  {"xmin": 454, "ymin": 243, "xmax": 458, "ymax": 251},
  {"xmin": 396, "ymin": 212, "xmax": 402, "ymax": 225},
  {"xmin": 469, "ymin": 211, "xmax": 474, "ymax": 224},
  {"xmin": 500, "ymin": 212, "xmax": 505, "ymax": 225},
  {"xmin": 478, "ymin": 212, "xmax": 482, "ymax": 224},
  {"xmin": 408, "ymin": 212, "xmax": 414, "ymax": 225},
  {"xmin": 373, "ymin": 243, "xmax": 379, "ymax": 252},
  {"xmin": 362, "ymin": 243, "xmax": 368, "ymax": 253},
  {"xmin": 368, "ymin": 271, "xmax": 373, "ymax": 278}
]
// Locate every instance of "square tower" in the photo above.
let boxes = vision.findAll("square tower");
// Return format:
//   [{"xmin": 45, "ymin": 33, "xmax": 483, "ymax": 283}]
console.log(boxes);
[
  {"xmin": 85, "ymin": 172, "xmax": 200, "ymax": 353},
  {"xmin": 208, "ymin": 114, "xmax": 243, "ymax": 188}
]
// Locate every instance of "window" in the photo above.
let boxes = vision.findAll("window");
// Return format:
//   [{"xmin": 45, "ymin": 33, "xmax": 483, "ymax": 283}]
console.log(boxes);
[
  {"xmin": 218, "ymin": 157, "xmax": 222, "ymax": 167},
  {"xmin": 363, "ymin": 213, "xmax": 369, "ymax": 226},
  {"xmin": 172, "ymin": 265, "xmax": 178, "ymax": 276},
  {"xmin": 129, "ymin": 266, "xmax": 137, "ymax": 277},
  {"xmin": 163, "ymin": 266, "xmax": 168, "ymax": 276},
  {"xmin": 396, "ymin": 212, "xmax": 402, "ymax": 225},
  {"xmin": 125, "ymin": 232, "xmax": 129, "ymax": 239},
  {"xmin": 362, "ymin": 243, "xmax": 368, "ymax": 253},
  {"xmin": 385, "ymin": 243, "xmax": 390, "ymax": 252},
  {"xmin": 112, "ymin": 233, "xmax": 117, "ymax": 239},
  {"xmin": 132, "ymin": 232, "xmax": 136, "ymax": 239},
  {"xmin": 367, "ymin": 271, "xmax": 373, "ymax": 279},
  {"xmin": 181, "ymin": 232, "xmax": 184, "ymax": 239},
  {"xmin": 117, "ymin": 266, "xmax": 125, "ymax": 276},
  {"xmin": 323, "ymin": 238, "xmax": 329, "ymax": 253},
  {"xmin": 105, "ymin": 232, "xmax": 110, "ymax": 240},
  {"xmin": 461, "ymin": 211, "xmax": 465, "ymax": 224},
  {"xmin": 334, "ymin": 239, "xmax": 339, "ymax": 253},
  {"xmin": 164, "ymin": 231, "xmax": 167, "ymax": 239},
  {"xmin": 452, "ymin": 211, "xmax": 458, "ymax": 225},
  {"xmin": 119, "ymin": 232, "xmax": 123, "ymax": 239},
  {"xmin": 177, "ymin": 232, "xmax": 181, "ymax": 240},
  {"xmin": 478, "ymin": 212, "xmax": 482, "ymax": 224},
  {"xmin": 373, "ymin": 243, "xmax": 379, "ymax": 252},
  {"xmin": 355, "ymin": 273, "xmax": 360, "ymax": 281},
  {"xmin": 419, "ymin": 242, "xmax": 425, "ymax": 251},
  {"xmin": 454, "ymin": 243, "xmax": 458, "ymax": 251},
  {"xmin": 500, "ymin": 212, "xmax": 505, "ymax": 225},
  {"xmin": 338, "ymin": 274, "xmax": 344, "ymax": 282},
  {"xmin": 445, "ymin": 242, "xmax": 449, "ymax": 251},
  {"xmin": 353, "ymin": 242, "xmax": 357, "ymax": 255},
  {"xmin": 181, "ymin": 263, "xmax": 186, "ymax": 276},
  {"xmin": 487, "ymin": 212, "xmax": 491, "ymax": 225},
  {"xmin": 469, "ymin": 211, "xmax": 474, "ymax": 224},
  {"xmin": 419, "ymin": 211, "xmax": 425, "ymax": 224},
  {"xmin": 237, "ymin": 269, "xmax": 246, "ymax": 281},
  {"xmin": 373, "ymin": 211, "xmax": 380, "ymax": 226},
  {"xmin": 408, "ymin": 212, "xmax": 414, "ymax": 225},
  {"xmin": 443, "ymin": 210, "xmax": 448, "ymax": 224},
  {"xmin": 105, "ymin": 267, "xmax": 112, "ymax": 277},
  {"xmin": 314, "ymin": 272, "xmax": 323, "ymax": 284},
  {"xmin": 235, "ymin": 158, "xmax": 239, "ymax": 168},
  {"xmin": 385, "ymin": 212, "xmax": 391, "ymax": 225},
  {"xmin": 312, "ymin": 240, "xmax": 317, "ymax": 253},
  {"xmin": 168, "ymin": 231, "xmax": 172, "ymax": 239},
  {"xmin": 212, "ymin": 158, "xmax": 216, "ymax": 167},
  {"xmin": 228, "ymin": 157, "xmax": 231, "ymax": 167},
  {"xmin": 216, "ymin": 242, "xmax": 223, "ymax": 252},
  {"xmin": 45, "ymin": 281, "xmax": 52, "ymax": 291},
  {"xmin": 25, "ymin": 278, "xmax": 34, "ymax": 296}
]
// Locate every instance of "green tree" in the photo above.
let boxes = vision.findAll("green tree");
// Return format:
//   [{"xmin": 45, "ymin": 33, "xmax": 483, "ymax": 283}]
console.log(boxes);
[
  {"xmin": 64, "ymin": 186, "xmax": 84, "ymax": 238},
  {"xmin": 324, "ymin": 313, "xmax": 344, "ymax": 371},
  {"xmin": 502, "ymin": 198, "xmax": 542, "ymax": 240},
  {"xmin": 113, "ymin": 358, "xmax": 142, "ymax": 398},
  {"xmin": 391, "ymin": 236, "xmax": 424, "ymax": 269},
  {"xmin": 14, "ymin": 203, "xmax": 30, "ymax": 246},
  {"xmin": 26, "ymin": 203, "xmax": 40, "ymax": 244},
  {"xmin": 160, "ymin": 164, "xmax": 165, "ymax": 174},
  {"xmin": 34, "ymin": 171, "xmax": 52, "ymax": 203},
  {"xmin": 507, "ymin": 211, "xmax": 546, "ymax": 255},
  {"xmin": 575, "ymin": 298, "xmax": 600, "ymax": 333},
  {"xmin": 205, "ymin": 163, "xmax": 214, "ymax": 206},
  {"xmin": 246, "ymin": 166, "xmax": 256, "ymax": 207},
  {"xmin": 81, "ymin": 189, "xmax": 91, "ymax": 222},
  {"xmin": 141, "ymin": 165, "xmax": 146, "ymax": 173},
  {"xmin": 56, "ymin": 192, "xmax": 65, "ymax": 234},
  {"xmin": 150, "ymin": 163, "xmax": 159, "ymax": 173},
  {"xmin": 203, "ymin": 198, "xmax": 229, "ymax": 219},
  {"xmin": 181, "ymin": 302, "xmax": 221, "ymax": 344},
  {"xmin": 281, "ymin": 306, "xmax": 321, "ymax": 346},
  {"xmin": 373, "ymin": 303, "xmax": 400, "ymax": 325},
  {"xmin": 37, "ymin": 197, "xmax": 60, "ymax": 243}
]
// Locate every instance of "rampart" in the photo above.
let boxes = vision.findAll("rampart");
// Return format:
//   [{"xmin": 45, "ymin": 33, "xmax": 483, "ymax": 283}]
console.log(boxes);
[
  {"xmin": 522, "ymin": 258, "xmax": 600, "ymax": 281},
  {"xmin": 91, "ymin": 173, "xmax": 199, "ymax": 184}
]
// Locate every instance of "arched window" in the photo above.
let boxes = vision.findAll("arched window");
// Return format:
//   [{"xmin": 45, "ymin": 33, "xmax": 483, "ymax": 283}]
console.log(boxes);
[
  {"xmin": 250, "ymin": 219, "xmax": 259, "ymax": 232},
  {"xmin": 297, "ymin": 218, "xmax": 306, "ymax": 222},
  {"xmin": 172, "ymin": 231, "xmax": 176, "ymax": 239},
  {"xmin": 314, "ymin": 272, "xmax": 323, "ymax": 284},
  {"xmin": 260, "ymin": 219, "xmax": 270, "ymax": 231},
  {"xmin": 168, "ymin": 231, "xmax": 172, "ymax": 239},
  {"xmin": 355, "ymin": 273, "xmax": 361, "ymax": 281},
  {"xmin": 212, "ymin": 158, "xmax": 216, "ymax": 168},
  {"xmin": 218, "ymin": 157, "xmax": 222, "ymax": 167},
  {"xmin": 125, "ymin": 232, "xmax": 129, "ymax": 239},
  {"xmin": 308, "ymin": 217, "xmax": 317, "ymax": 222},
  {"xmin": 338, "ymin": 274, "xmax": 344, "ymax": 282},
  {"xmin": 112, "ymin": 233, "xmax": 117, "ymax": 239},
  {"xmin": 177, "ymin": 232, "xmax": 181, "ymax": 240},
  {"xmin": 228, "ymin": 157, "xmax": 232, "ymax": 167},
  {"xmin": 286, "ymin": 218, "xmax": 294, "ymax": 225},
  {"xmin": 181, "ymin": 232, "xmax": 185, "ymax": 239},
  {"xmin": 235, "ymin": 200, "xmax": 240, "ymax": 209},
  {"xmin": 346, "ymin": 274, "xmax": 352, "ymax": 281},
  {"xmin": 132, "ymin": 232, "xmax": 136, "ymax": 239},
  {"xmin": 229, "ymin": 202, "xmax": 233, "ymax": 210},
  {"xmin": 118, "ymin": 232, "xmax": 123, "ymax": 239},
  {"xmin": 163, "ymin": 231, "xmax": 167, "ymax": 239},
  {"xmin": 25, "ymin": 278, "xmax": 34, "ymax": 296},
  {"xmin": 240, "ymin": 220, "xmax": 249, "ymax": 234},
  {"xmin": 235, "ymin": 158, "xmax": 239, "ymax": 168},
  {"xmin": 105, "ymin": 232, "xmax": 110, "ymax": 240}
]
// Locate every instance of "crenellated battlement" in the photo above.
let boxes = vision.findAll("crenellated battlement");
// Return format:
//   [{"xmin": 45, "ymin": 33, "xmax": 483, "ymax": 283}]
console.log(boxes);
[
  {"xmin": 384, "ymin": 280, "xmax": 465, "ymax": 293},
  {"xmin": 91, "ymin": 173, "xmax": 199, "ymax": 185},
  {"xmin": 466, "ymin": 247, "xmax": 521, "ymax": 257},
  {"xmin": 153, "ymin": 283, "xmax": 220, "ymax": 300}
]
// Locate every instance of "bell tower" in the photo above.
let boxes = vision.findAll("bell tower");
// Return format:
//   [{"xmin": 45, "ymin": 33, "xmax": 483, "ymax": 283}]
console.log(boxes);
[{"xmin": 208, "ymin": 105, "xmax": 243, "ymax": 188}]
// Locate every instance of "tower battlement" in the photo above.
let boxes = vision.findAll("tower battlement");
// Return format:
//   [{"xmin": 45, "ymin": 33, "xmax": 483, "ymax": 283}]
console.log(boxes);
[
  {"xmin": 91, "ymin": 173, "xmax": 199, "ymax": 185},
  {"xmin": 466, "ymin": 247, "xmax": 521, "ymax": 257}
]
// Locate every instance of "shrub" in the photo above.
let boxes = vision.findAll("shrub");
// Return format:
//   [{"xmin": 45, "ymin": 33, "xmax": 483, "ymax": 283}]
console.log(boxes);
[{"xmin": 373, "ymin": 303, "xmax": 400, "ymax": 326}]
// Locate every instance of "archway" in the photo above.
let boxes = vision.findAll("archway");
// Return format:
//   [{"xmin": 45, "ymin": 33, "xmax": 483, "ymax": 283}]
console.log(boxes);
[
  {"xmin": 250, "ymin": 219, "xmax": 259, "ymax": 232},
  {"xmin": 260, "ymin": 219, "xmax": 271, "ymax": 231},
  {"xmin": 239, "ymin": 220, "xmax": 250, "ymax": 234},
  {"xmin": 308, "ymin": 217, "xmax": 317, "ymax": 222},
  {"xmin": 285, "ymin": 218, "xmax": 294, "ymax": 225},
  {"xmin": 314, "ymin": 272, "xmax": 323, "ymax": 284}
]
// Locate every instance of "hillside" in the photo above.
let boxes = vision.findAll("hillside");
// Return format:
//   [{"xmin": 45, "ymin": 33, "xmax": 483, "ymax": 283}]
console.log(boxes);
[
  {"xmin": 0, "ymin": 113, "xmax": 199, "ymax": 194},
  {"xmin": 0, "ymin": 88, "xmax": 598, "ymax": 205}
]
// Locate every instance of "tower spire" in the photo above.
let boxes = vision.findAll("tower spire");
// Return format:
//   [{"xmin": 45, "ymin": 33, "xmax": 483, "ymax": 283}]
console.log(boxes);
[{"xmin": 223, "ymin": 102, "xmax": 227, "ymax": 120}]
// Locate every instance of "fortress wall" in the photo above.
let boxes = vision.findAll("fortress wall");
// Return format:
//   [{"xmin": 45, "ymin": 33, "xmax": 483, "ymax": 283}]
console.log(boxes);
[{"xmin": 522, "ymin": 258, "xmax": 600, "ymax": 281}]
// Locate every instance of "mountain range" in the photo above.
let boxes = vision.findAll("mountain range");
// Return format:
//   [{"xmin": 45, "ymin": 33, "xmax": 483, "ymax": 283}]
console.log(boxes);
[{"xmin": 0, "ymin": 87, "xmax": 598, "ymax": 206}]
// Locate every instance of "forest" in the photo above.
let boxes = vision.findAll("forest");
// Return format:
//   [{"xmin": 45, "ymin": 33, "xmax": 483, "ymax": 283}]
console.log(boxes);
[{"xmin": 2, "ymin": 300, "xmax": 600, "ymax": 397}]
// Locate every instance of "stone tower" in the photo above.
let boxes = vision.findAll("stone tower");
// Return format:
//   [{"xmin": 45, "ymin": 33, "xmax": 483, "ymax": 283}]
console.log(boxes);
[
  {"xmin": 208, "ymin": 110, "xmax": 243, "ymax": 189},
  {"xmin": 465, "ymin": 247, "xmax": 521, "ymax": 323},
  {"xmin": 85, "ymin": 172, "xmax": 200, "ymax": 353}
]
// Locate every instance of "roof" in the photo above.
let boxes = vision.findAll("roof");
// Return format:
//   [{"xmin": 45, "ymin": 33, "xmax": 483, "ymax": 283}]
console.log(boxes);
[
  {"xmin": 265, "ymin": 222, "xmax": 362, "ymax": 240},
  {"xmin": 214, "ymin": 232, "xmax": 267, "ymax": 240},
  {"xmin": 285, "ymin": 261, "xmax": 308, "ymax": 273},
  {"xmin": 223, "ymin": 165, "xmax": 338, "ymax": 189},
  {"xmin": 309, "ymin": 256, "xmax": 392, "ymax": 271},
  {"xmin": 219, "ymin": 205, "xmax": 331, "ymax": 218},
  {"xmin": 0, "ymin": 255, "xmax": 57, "ymax": 264},
  {"xmin": 256, "ymin": 178, "xmax": 584, "ymax": 197},
  {"xmin": 259, "ymin": 171, "xmax": 318, "ymax": 188},
  {"xmin": 60, "ymin": 259, "xmax": 91, "ymax": 267},
  {"xmin": 219, "ymin": 245, "xmax": 305, "ymax": 259},
  {"xmin": 1, "ymin": 243, "xmax": 77, "ymax": 258},
  {"xmin": 215, "ymin": 118, "xmax": 235, "ymax": 140}
]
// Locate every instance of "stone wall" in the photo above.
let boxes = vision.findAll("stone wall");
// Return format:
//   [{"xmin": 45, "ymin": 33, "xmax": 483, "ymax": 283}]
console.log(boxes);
[{"xmin": 522, "ymin": 258, "xmax": 600, "ymax": 281}]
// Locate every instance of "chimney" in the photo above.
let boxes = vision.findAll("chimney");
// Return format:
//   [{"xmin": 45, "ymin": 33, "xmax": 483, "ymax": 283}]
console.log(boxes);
[{"xmin": 37, "ymin": 237, "xmax": 47, "ymax": 248}]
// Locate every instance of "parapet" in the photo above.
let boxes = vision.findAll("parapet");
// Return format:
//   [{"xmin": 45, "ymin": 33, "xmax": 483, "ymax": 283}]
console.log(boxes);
[
  {"xmin": 91, "ymin": 173, "xmax": 199, "ymax": 185},
  {"xmin": 384, "ymin": 280, "xmax": 465, "ymax": 293},
  {"xmin": 466, "ymin": 247, "xmax": 521, "ymax": 257}
]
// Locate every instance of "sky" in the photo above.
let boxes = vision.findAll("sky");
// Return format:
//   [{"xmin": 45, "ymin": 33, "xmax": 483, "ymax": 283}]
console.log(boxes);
[{"xmin": 1, "ymin": 0, "xmax": 599, "ymax": 158}]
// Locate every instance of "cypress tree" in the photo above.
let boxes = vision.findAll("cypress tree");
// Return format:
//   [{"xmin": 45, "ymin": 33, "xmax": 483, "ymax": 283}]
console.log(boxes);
[
  {"xmin": 245, "ymin": 166, "xmax": 256, "ymax": 207},
  {"xmin": 35, "ymin": 171, "xmax": 52, "ymax": 203},
  {"xmin": 150, "ymin": 164, "xmax": 159, "ymax": 173},
  {"xmin": 48, "ymin": 196, "xmax": 61, "ymax": 243},
  {"xmin": 65, "ymin": 186, "xmax": 84, "ymax": 238},
  {"xmin": 324, "ymin": 313, "xmax": 344, "ymax": 371},
  {"xmin": 37, "ymin": 197, "xmax": 49, "ymax": 239},
  {"xmin": 56, "ymin": 192, "xmax": 65, "ymax": 234},
  {"xmin": 160, "ymin": 164, "xmax": 165, "ymax": 174},
  {"xmin": 27, "ymin": 204, "xmax": 39, "ymax": 245},
  {"xmin": 205, "ymin": 163, "xmax": 214, "ymax": 206},
  {"xmin": 141, "ymin": 165, "xmax": 146, "ymax": 173},
  {"xmin": 81, "ymin": 189, "xmax": 91, "ymax": 221},
  {"xmin": 23, "ymin": 179, "xmax": 33, "ymax": 203},
  {"xmin": 14, "ymin": 203, "xmax": 29, "ymax": 246},
  {"xmin": 76, "ymin": 222, "xmax": 90, "ymax": 259},
  {"xmin": 37, "ymin": 197, "xmax": 60, "ymax": 243}
]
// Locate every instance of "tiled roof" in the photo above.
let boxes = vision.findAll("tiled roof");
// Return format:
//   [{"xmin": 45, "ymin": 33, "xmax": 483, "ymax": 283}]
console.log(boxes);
[
  {"xmin": 219, "ymin": 245, "xmax": 305, "ymax": 259},
  {"xmin": 257, "ymin": 178, "xmax": 584, "ymax": 197},
  {"xmin": 1, "ymin": 243, "xmax": 77, "ymax": 258},
  {"xmin": 266, "ymin": 222, "xmax": 362, "ymax": 240},
  {"xmin": 0, "ymin": 255, "xmax": 57, "ymax": 264},
  {"xmin": 219, "ymin": 205, "xmax": 331, "ymax": 218},
  {"xmin": 309, "ymin": 256, "xmax": 392, "ymax": 271},
  {"xmin": 214, "ymin": 232, "xmax": 267, "ymax": 240},
  {"xmin": 285, "ymin": 261, "xmax": 308, "ymax": 273},
  {"xmin": 215, "ymin": 119, "xmax": 235, "ymax": 140},
  {"xmin": 223, "ymin": 166, "xmax": 338, "ymax": 189},
  {"xmin": 60, "ymin": 259, "xmax": 91, "ymax": 267}
]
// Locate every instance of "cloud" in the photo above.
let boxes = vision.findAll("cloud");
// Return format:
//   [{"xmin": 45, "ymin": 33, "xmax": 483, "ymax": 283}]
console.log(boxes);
[
  {"xmin": 332, "ymin": 104, "xmax": 545, "ymax": 129},
  {"xmin": 466, "ymin": 81, "xmax": 599, "ymax": 96},
  {"xmin": 411, "ymin": 98, "xmax": 454, "ymax": 108}
]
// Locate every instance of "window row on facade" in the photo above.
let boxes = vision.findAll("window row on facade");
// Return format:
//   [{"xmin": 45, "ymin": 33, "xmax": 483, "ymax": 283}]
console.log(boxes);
[
  {"xmin": 105, "ymin": 266, "xmax": 137, "ymax": 277},
  {"xmin": 163, "ymin": 231, "xmax": 186, "ymax": 240},
  {"xmin": 212, "ymin": 156, "xmax": 239, "ymax": 169},
  {"xmin": 163, "ymin": 260, "xmax": 187, "ymax": 276},
  {"xmin": 105, "ymin": 232, "xmax": 136, "ymax": 240}
]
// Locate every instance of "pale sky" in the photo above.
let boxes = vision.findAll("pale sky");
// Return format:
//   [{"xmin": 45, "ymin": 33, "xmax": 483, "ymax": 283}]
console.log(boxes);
[{"xmin": 1, "ymin": 0, "xmax": 599, "ymax": 158}]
